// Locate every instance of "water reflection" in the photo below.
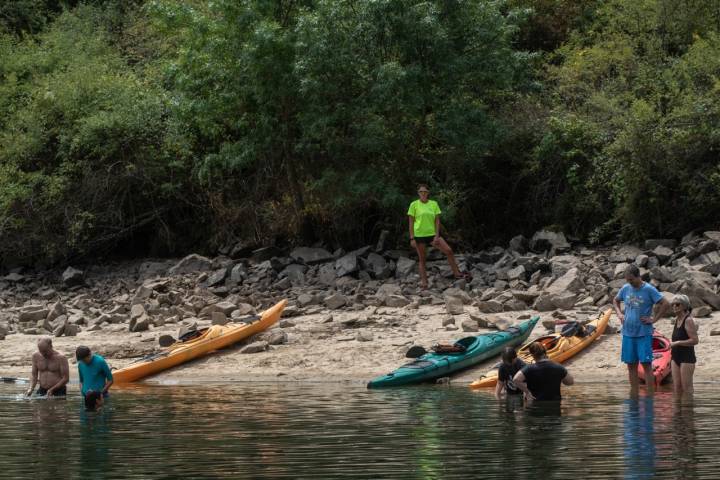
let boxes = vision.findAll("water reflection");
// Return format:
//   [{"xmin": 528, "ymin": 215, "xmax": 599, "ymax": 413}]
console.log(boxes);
[
  {"xmin": 670, "ymin": 397, "xmax": 697, "ymax": 479},
  {"xmin": 624, "ymin": 395, "xmax": 656, "ymax": 479},
  {"xmin": 1, "ymin": 383, "xmax": 719, "ymax": 478}
]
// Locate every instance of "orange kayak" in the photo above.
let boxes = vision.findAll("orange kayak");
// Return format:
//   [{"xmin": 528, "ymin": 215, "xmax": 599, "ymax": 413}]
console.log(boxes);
[
  {"xmin": 113, "ymin": 299, "xmax": 286, "ymax": 383},
  {"xmin": 638, "ymin": 330, "xmax": 672, "ymax": 385},
  {"xmin": 469, "ymin": 308, "xmax": 611, "ymax": 389}
]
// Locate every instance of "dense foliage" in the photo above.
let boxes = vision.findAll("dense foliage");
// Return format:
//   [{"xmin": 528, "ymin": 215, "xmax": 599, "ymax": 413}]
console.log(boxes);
[{"xmin": 1, "ymin": 0, "xmax": 719, "ymax": 266}]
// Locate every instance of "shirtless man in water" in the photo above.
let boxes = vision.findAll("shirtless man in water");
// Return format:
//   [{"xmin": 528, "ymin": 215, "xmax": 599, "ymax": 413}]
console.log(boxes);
[{"xmin": 25, "ymin": 338, "xmax": 69, "ymax": 397}]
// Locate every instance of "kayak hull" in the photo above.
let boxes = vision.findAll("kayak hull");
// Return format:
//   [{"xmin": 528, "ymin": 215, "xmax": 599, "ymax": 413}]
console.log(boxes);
[
  {"xmin": 113, "ymin": 300, "xmax": 286, "ymax": 383},
  {"xmin": 469, "ymin": 308, "xmax": 612, "ymax": 389},
  {"xmin": 367, "ymin": 316, "xmax": 539, "ymax": 388},
  {"xmin": 638, "ymin": 330, "xmax": 672, "ymax": 385}
]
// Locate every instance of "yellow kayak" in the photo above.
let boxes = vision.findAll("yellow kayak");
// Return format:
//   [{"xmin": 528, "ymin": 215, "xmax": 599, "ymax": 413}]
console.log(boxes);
[
  {"xmin": 469, "ymin": 308, "xmax": 611, "ymax": 389},
  {"xmin": 113, "ymin": 299, "xmax": 286, "ymax": 383}
]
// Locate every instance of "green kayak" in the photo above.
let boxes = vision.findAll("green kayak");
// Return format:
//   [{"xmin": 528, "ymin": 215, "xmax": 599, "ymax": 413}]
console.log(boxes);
[{"xmin": 367, "ymin": 316, "xmax": 539, "ymax": 388}]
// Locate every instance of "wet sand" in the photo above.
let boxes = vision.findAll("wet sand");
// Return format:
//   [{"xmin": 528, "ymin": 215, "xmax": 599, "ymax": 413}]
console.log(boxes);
[{"xmin": 2, "ymin": 306, "xmax": 720, "ymax": 387}]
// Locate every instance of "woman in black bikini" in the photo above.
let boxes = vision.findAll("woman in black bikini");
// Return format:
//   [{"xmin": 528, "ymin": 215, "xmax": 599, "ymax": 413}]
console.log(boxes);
[{"xmin": 670, "ymin": 294, "xmax": 699, "ymax": 395}]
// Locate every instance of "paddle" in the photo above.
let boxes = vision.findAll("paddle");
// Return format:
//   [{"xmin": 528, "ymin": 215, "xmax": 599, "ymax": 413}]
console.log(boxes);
[{"xmin": 1, "ymin": 377, "xmax": 28, "ymax": 383}]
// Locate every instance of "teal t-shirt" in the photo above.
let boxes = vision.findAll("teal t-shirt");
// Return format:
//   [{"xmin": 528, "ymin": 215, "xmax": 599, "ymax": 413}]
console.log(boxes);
[
  {"xmin": 78, "ymin": 354, "xmax": 113, "ymax": 395},
  {"xmin": 407, "ymin": 199, "xmax": 441, "ymax": 238}
]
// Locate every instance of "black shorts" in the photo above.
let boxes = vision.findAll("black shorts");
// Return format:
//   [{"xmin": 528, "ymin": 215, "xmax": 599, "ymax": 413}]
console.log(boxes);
[
  {"xmin": 37, "ymin": 386, "xmax": 67, "ymax": 397},
  {"xmin": 414, "ymin": 236, "xmax": 435, "ymax": 245}
]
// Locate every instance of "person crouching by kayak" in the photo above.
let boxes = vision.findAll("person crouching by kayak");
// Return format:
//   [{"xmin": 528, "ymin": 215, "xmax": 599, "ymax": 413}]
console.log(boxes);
[
  {"xmin": 670, "ymin": 294, "xmax": 698, "ymax": 396},
  {"xmin": 76, "ymin": 346, "xmax": 113, "ymax": 398},
  {"xmin": 513, "ymin": 342, "xmax": 574, "ymax": 402},
  {"xmin": 407, "ymin": 184, "xmax": 470, "ymax": 289},
  {"xmin": 495, "ymin": 347, "xmax": 526, "ymax": 400}
]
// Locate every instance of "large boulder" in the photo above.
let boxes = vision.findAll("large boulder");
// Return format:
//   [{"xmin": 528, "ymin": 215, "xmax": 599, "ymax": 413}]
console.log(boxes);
[
  {"xmin": 503, "ymin": 299, "xmax": 528, "ymax": 311},
  {"xmin": 691, "ymin": 251, "xmax": 720, "ymax": 276},
  {"xmin": 395, "ymin": 257, "xmax": 416, "ymax": 278},
  {"xmin": 652, "ymin": 246, "xmax": 674, "ymax": 264},
  {"xmin": 168, "ymin": 254, "xmax": 212, "ymax": 275},
  {"xmin": 229, "ymin": 263, "xmax": 247, "ymax": 284},
  {"xmin": 335, "ymin": 252, "xmax": 359, "ymax": 277},
  {"xmin": 19, "ymin": 307, "xmax": 50, "ymax": 323},
  {"xmin": 530, "ymin": 230, "xmax": 571, "ymax": 254},
  {"xmin": 443, "ymin": 288, "xmax": 473, "ymax": 304},
  {"xmin": 364, "ymin": 253, "xmax": 392, "ymax": 279},
  {"xmin": 645, "ymin": 239, "xmax": 677, "ymax": 250},
  {"xmin": 681, "ymin": 280, "xmax": 720, "ymax": 310},
  {"xmin": 206, "ymin": 268, "xmax": 228, "ymax": 287},
  {"xmin": 511, "ymin": 289, "xmax": 541, "ymax": 304},
  {"xmin": 475, "ymin": 247, "xmax": 506, "ymax": 264},
  {"xmin": 62, "ymin": 267, "xmax": 85, "ymax": 287},
  {"xmin": 290, "ymin": 247, "xmax": 334, "ymax": 265},
  {"xmin": 650, "ymin": 266, "xmax": 675, "ymax": 284},
  {"xmin": 461, "ymin": 318, "xmax": 479, "ymax": 332},
  {"xmin": 549, "ymin": 255, "xmax": 581, "ymax": 276},
  {"xmin": 241, "ymin": 341, "xmax": 269, "ymax": 354},
  {"xmin": 546, "ymin": 267, "xmax": 584, "ymax": 295},
  {"xmin": 477, "ymin": 300, "xmax": 504, "ymax": 314},
  {"xmin": 211, "ymin": 312, "xmax": 229, "ymax": 325},
  {"xmin": 508, "ymin": 235, "xmax": 528, "ymax": 254},
  {"xmin": 267, "ymin": 330, "xmax": 289, "ymax": 345},
  {"xmin": 484, "ymin": 314, "xmax": 514, "ymax": 331},
  {"xmin": 324, "ymin": 293, "xmax": 348, "ymax": 310},
  {"xmin": 445, "ymin": 297, "xmax": 465, "ymax": 315},
  {"xmin": 507, "ymin": 265, "xmax": 526, "ymax": 281},
  {"xmin": 550, "ymin": 292, "xmax": 578, "ymax": 310},
  {"xmin": 317, "ymin": 264, "xmax": 337, "ymax": 287},
  {"xmin": 533, "ymin": 293, "xmax": 556, "ymax": 312},
  {"xmin": 281, "ymin": 264, "xmax": 307, "ymax": 286},
  {"xmin": 384, "ymin": 295, "xmax": 410, "ymax": 308}
]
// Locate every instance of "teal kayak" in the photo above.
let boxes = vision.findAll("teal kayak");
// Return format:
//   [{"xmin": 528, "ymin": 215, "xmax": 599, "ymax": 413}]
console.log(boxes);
[{"xmin": 367, "ymin": 316, "xmax": 539, "ymax": 388}]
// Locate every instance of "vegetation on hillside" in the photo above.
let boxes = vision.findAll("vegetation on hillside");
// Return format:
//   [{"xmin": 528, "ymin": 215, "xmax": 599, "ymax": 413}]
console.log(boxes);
[{"xmin": 1, "ymin": 0, "xmax": 719, "ymax": 266}]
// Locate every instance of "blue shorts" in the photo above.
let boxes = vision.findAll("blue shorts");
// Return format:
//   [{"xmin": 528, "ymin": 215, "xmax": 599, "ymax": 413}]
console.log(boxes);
[{"xmin": 621, "ymin": 335, "xmax": 653, "ymax": 364}]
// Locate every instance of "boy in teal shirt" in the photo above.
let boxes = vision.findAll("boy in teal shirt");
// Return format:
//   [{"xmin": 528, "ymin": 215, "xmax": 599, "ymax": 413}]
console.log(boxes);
[{"xmin": 76, "ymin": 346, "xmax": 113, "ymax": 397}]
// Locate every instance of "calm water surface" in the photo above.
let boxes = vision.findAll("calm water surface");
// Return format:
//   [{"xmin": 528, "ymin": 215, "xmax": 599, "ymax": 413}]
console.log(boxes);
[{"xmin": 0, "ymin": 382, "xmax": 715, "ymax": 479}]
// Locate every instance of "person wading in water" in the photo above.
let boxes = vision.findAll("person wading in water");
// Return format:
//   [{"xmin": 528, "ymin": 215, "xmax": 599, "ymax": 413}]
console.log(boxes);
[
  {"xmin": 495, "ymin": 347, "xmax": 526, "ymax": 400},
  {"xmin": 513, "ymin": 342, "xmax": 574, "ymax": 402},
  {"xmin": 25, "ymin": 338, "xmax": 69, "ymax": 397},
  {"xmin": 407, "ymin": 184, "xmax": 469, "ymax": 289},
  {"xmin": 613, "ymin": 264, "xmax": 670, "ymax": 395},
  {"xmin": 669, "ymin": 294, "xmax": 698, "ymax": 396}
]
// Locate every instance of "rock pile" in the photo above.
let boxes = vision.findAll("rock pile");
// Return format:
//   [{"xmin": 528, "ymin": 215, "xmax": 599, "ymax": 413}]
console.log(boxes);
[{"xmin": 1, "ymin": 229, "xmax": 719, "ymax": 350}]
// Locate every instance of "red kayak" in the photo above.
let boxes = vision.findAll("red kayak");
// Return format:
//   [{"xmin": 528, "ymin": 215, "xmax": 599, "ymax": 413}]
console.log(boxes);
[{"xmin": 638, "ymin": 330, "xmax": 672, "ymax": 385}]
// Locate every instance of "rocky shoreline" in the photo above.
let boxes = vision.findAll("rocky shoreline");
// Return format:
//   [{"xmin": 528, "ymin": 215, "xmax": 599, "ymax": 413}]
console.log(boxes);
[{"xmin": 3, "ymin": 229, "xmax": 720, "ymax": 385}]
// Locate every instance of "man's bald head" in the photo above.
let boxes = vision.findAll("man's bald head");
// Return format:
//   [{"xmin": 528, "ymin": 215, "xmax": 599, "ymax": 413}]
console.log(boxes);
[{"xmin": 37, "ymin": 337, "xmax": 53, "ymax": 357}]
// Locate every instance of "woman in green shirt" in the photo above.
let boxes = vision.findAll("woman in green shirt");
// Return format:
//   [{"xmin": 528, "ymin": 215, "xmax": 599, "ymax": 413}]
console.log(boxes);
[{"xmin": 407, "ymin": 184, "xmax": 467, "ymax": 289}]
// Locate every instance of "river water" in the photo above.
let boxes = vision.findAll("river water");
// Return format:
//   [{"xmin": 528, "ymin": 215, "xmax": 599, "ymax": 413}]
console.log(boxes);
[{"xmin": 0, "ymin": 382, "xmax": 714, "ymax": 479}]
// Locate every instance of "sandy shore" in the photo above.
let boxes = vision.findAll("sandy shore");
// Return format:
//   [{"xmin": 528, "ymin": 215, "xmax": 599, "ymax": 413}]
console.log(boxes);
[{"xmin": 3, "ymin": 305, "xmax": 720, "ymax": 388}]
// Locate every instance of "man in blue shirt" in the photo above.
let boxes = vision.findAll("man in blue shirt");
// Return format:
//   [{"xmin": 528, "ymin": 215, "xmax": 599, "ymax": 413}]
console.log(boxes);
[
  {"xmin": 76, "ymin": 346, "xmax": 113, "ymax": 397},
  {"xmin": 613, "ymin": 264, "xmax": 670, "ymax": 394}
]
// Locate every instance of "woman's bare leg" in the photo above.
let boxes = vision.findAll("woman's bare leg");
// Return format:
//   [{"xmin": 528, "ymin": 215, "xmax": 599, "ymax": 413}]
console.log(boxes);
[
  {"xmin": 415, "ymin": 242, "xmax": 428, "ymax": 288},
  {"xmin": 671, "ymin": 360, "xmax": 683, "ymax": 395},
  {"xmin": 432, "ymin": 236, "xmax": 461, "ymax": 277},
  {"xmin": 680, "ymin": 363, "xmax": 695, "ymax": 395}
]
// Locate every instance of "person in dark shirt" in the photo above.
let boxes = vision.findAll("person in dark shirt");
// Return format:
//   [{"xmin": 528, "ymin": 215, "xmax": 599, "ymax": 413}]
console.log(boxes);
[
  {"xmin": 513, "ymin": 342, "xmax": 574, "ymax": 401},
  {"xmin": 495, "ymin": 347, "xmax": 526, "ymax": 399}
]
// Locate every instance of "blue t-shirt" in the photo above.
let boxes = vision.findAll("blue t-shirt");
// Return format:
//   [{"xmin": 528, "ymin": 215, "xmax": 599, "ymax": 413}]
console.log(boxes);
[
  {"xmin": 78, "ymin": 354, "xmax": 113, "ymax": 395},
  {"xmin": 615, "ymin": 282, "xmax": 664, "ymax": 337}
]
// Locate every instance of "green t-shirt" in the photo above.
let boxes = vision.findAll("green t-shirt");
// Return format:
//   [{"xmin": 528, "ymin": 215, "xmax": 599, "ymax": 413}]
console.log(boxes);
[{"xmin": 407, "ymin": 199, "xmax": 441, "ymax": 238}]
